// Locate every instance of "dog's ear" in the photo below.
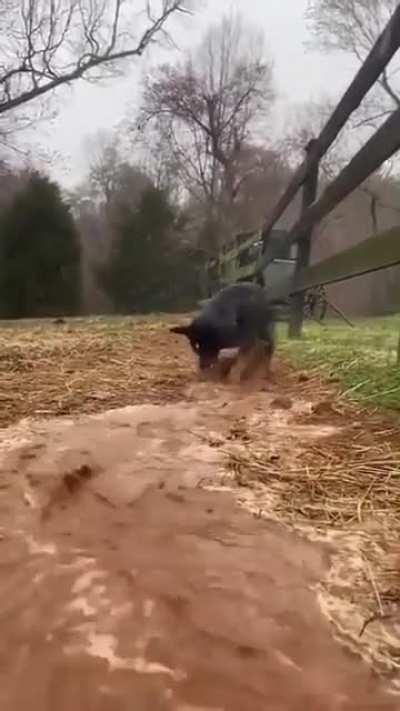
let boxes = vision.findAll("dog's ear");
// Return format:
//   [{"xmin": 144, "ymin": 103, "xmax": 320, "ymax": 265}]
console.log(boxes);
[{"xmin": 170, "ymin": 324, "xmax": 193, "ymax": 338}]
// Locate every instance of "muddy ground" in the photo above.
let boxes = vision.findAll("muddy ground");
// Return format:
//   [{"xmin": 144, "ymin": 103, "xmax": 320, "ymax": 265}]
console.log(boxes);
[{"xmin": 0, "ymin": 318, "xmax": 399, "ymax": 710}]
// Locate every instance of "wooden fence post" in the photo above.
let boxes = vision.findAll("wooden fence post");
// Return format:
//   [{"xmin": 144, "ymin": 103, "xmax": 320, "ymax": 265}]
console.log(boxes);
[{"xmin": 288, "ymin": 140, "xmax": 320, "ymax": 339}]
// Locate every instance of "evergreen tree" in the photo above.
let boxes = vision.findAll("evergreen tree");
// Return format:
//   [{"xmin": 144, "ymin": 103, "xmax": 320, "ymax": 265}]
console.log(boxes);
[
  {"xmin": 0, "ymin": 172, "xmax": 80, "ymax": 318},
  {"xmin": 101, "ymin": 185, "xmax": 192, "ymax": 312}
]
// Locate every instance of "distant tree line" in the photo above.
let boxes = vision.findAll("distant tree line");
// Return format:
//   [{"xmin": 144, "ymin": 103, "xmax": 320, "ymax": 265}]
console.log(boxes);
[
  {"xmin": 0, "ymin": 3, "xmax": 399, "ymax": 319},
  {"xmin": 0, "ymin": 162, "xmax": 207, "ymax": 318}
]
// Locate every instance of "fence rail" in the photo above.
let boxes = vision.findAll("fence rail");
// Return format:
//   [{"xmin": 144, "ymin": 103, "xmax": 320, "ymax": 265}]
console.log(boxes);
[
  {"xmin": 265, "ymin": 226, "xmax": 400, "ymax": 303},
  {"xmin": 257, "ymin": 105, "xmax": 400, "ymax": 273},
  {"xmin": 205, "ymin": 5, "xmax": 400, "ymax": 337},
  {"xmin": 260, "ymin": 3, "xmax": 400, "ymax": 249},
  {"xmin": 255, "ymin": 3, "xmax": 400, "ymax": 337}
]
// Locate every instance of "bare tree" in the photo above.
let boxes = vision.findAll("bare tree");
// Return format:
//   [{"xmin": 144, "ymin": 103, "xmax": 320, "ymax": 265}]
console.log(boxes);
[
  {"xmin": 132, "ymin": 116, "xmax": 183, "ymax": 200},
  {"xmin": 137, "ymin": 12, "xmax": 274, "ymax": 246},
  {"xmin": 84, "ymin": 131, "xmax": 122, "ymax": 205},
  {"xmin": 0, "ymin": 0, "xmax": 193, "ymax": 117},
  {"xmin": 305, "ymin": 2, "xmax": 400, "ymax": 231},
  {"xmin": 70, "ymin": 135, "xmax": 154, "ymax": 313},
  {"xmin": 306, "ymin": 0, "xmax": 400, "ymax": 125},
  {"xmin": 282, "ymin": 92, "xmax": 400, "ymax": 240},
  {"xmin": 281, "ymin": 98, "xmax": 351, "ymax": 179},
  {"xmin": 221, "ymin": 143, "xmax": 292, "ymax": 231},
  {"xmin": 303, "ymin": 0, "xmax": 400, "ymax": 228},
  {"xmin": 83, "ymin": 130, "xmax": 153, "ymax": 209}
]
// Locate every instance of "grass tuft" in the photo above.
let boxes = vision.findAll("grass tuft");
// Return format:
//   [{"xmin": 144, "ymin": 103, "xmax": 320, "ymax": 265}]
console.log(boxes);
[{"xmin": 279, "ymin": 316, "xmax": 400, "ymax": 410}]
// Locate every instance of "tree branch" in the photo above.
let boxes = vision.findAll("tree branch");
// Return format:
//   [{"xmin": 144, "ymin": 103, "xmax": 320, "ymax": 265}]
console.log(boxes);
[
  {"xmin": 380, "ymin": 67, "xmax": 400, "ymax": 108},
  {"xmin": 0, "ymin": 0, "xmax": 191, "ymax": 115}
]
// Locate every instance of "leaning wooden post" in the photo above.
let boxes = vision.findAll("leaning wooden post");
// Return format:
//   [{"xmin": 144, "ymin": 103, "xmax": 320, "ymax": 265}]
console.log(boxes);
[{"xmin": 288, "ymin": 139, "xmax": 320, "ymax": 339}]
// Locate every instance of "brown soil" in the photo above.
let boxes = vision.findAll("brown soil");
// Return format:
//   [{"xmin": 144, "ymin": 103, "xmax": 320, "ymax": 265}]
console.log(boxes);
[{"xmin": 0, "ymin": 321, "xmax": 399, "ymax": 709}]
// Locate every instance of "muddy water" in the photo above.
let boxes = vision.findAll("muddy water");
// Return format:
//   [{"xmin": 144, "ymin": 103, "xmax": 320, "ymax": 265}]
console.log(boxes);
[{"xmin": 0, "ymin": 386, "xmax": 398, "ymax": 710}]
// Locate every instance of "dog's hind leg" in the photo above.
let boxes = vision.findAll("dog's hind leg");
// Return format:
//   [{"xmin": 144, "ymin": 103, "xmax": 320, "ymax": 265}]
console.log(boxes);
[
  {"xmin": 239, "ymin": 340, "xmax": 265, "ymax": 382},
  {"xmin": 218, "ymin": 354, "xmax": 238, "ymax": 380}
]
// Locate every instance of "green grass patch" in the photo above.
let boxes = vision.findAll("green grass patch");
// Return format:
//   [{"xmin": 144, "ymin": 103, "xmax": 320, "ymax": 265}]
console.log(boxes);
[{"xmin": 279, "ymin": 316, "xmax": 400, "ymax": 411}]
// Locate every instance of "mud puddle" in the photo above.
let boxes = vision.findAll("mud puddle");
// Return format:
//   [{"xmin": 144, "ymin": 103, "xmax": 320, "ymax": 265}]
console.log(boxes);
[{"xmin": 0, "ymin": 382, "xmax": 398, "ymax": 710}]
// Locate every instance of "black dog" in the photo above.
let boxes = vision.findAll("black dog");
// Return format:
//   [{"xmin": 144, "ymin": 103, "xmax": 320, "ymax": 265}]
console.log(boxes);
[{"xmin": 170, "ymin": 283, "xmax": 276, "ymax": 380}]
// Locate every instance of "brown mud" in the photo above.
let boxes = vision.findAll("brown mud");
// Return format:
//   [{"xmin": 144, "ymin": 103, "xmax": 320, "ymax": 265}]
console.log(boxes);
[{"xmin": 0, "ymin": 358, "xmax": 399, "ymax": 710}]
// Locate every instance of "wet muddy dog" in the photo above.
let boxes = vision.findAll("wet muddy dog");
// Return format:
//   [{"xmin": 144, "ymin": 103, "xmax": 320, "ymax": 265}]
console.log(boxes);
[{"xmin": 170, "ymin": 283, "xmax": 276, "ymax": 381}]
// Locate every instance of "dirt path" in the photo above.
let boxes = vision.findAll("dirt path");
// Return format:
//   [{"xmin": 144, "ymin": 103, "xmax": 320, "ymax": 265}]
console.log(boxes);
[{"xmin": 0, "ymin": 373, "xmax": 399, "ymax": 710}]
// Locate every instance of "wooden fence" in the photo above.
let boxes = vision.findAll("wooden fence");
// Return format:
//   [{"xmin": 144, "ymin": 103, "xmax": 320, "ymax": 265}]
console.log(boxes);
[{"xmin": 256, "ymin": 3, "xmax": 400, "ymax": 337}]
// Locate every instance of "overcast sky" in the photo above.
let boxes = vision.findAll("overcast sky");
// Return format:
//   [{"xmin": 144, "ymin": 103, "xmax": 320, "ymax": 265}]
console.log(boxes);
[{"xmin": 34, "ymin": 0, "xmax": 357, "ymax": 189}]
